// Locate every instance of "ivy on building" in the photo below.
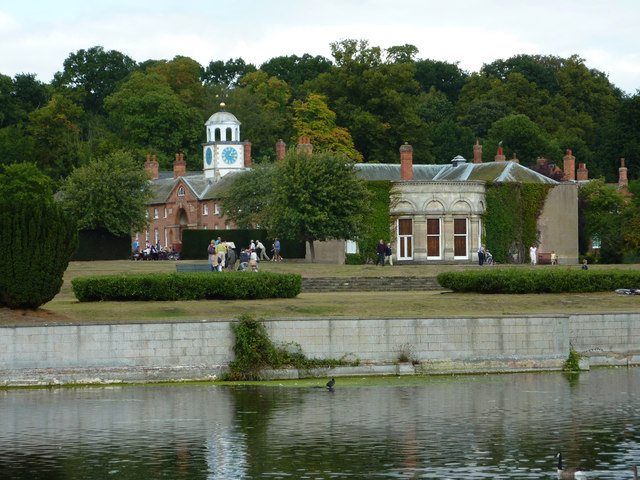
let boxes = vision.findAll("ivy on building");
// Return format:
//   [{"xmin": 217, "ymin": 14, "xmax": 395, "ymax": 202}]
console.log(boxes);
[
  {"xmin": 350, "ymin": 181, "xmax": 391, "ymax": 263},
  {"xmin": 483, "ymin": 182, "xmax": 553, "ymax": 263}
]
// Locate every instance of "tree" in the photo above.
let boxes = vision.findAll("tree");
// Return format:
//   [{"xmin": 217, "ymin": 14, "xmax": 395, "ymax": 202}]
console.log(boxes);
[
  {"xmin": 486, "ymin": 114, "xmax": 559, "ymax": 164},
  {"xmin": 27, "ymin": 94, "xmax": 84, "ymax": 180},
  {"xmin": 414, "ymin": 58, "xmax": 468, "ymax": 102},
  {"xmin": 147, "ymin": 56, "xmax": 205, "ymax": 109},
  {"xmin": 292, "ymin": 93, "xmax": 362, "ymax": 161},
  {"xmin": 429, "ymin": 120, "xmax": 475, "ymax": 163},
  {"xmin": 104, "ymin": 72, "xmax": 203, "ymax": 169},
  {"xmin": 272, "ymin": 151, "xmax": 371, "ymax": 261},
  {"xmin": 0, "ymin": 164, "xmax": 77, "ymax": 309},
  {"xmin": 260, "ymin": 54, "xmax": 332, "ymax": 95},
  {"xmin": 222, "ymin": 150, "xmax": 371, "ymax": 262},
  {"xmin": 59, "ymin": 150, "xmax": 151, "ymax": 236},
  {"xmin": 578, "ymin": 178, "xmax": 627, "ymax": 263},
  {"xmin": 220, "ymin": 165, "xmax": 276, "ymax": 229},
  {"xmin": 52, "ymin": 46, "xmax": 137, "ymax": 113}
]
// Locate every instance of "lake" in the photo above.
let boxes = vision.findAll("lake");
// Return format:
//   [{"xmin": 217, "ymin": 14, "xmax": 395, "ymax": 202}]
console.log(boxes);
[{"xmin": 1, "ymin": 368, "xmax": 639, "ymax": 479}]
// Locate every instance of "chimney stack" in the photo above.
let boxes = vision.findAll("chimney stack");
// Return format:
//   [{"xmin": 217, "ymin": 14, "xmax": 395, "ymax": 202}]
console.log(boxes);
[
  {"xmin": 619, "ymin": 158, "xmax": 628, "ymax": 186},
  {"xmin": 173, "ymin": 153, "xmax": 186, "ymax": 179},
  {"xmin": 563, "ymin": 149, "xmax": 575, "ymax": 181},
  {"xmin": 400, "ymin": 142, "xmax": 413, "ymax": 180},
  {"xmin": 512, "ymin": 153, "xmax": 519, "ymax": 164},
  {"xmin": 144, "ymin": 154, "xmax": 159, "ymax": 180},
  {"xmin": 296, "ymin": 137, "xmax": 313, "ymax": 155},
  {"xmin": 494, "ymin": 143, "xmax": 505, "ymax": 162},
  {"xmin": 243, "ymin": 141, "xmax": 252, "ymax": 168},
  {"xmin": 577, "ymin": 163, "xmax": 589, "ymax": 181},
  {"xmin": 276, "ymin": 139, "xmax": 286, "ymax": 161},
  {"xmin": 473, "ymin": 139, "xmax": 482, "ymax": 164}
]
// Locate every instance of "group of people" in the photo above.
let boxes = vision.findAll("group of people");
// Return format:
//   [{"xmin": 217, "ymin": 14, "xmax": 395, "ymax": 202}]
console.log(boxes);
[
  {"xmin": 132, "ymin": 241, "xmax": 178, "ymax": 261},
  {"xmin": 375, "ymin": 240, "xmax": 393, "ymax": 266},
  {"xmin": 207, "ymin": 237, "xmax": 281, "ymax": 272}
]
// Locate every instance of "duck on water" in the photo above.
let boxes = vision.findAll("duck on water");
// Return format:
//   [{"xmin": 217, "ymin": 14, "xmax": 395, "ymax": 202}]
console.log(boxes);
[{"xmin": 555, "ymin": 452, "xmax": 587, "ymax": 479}]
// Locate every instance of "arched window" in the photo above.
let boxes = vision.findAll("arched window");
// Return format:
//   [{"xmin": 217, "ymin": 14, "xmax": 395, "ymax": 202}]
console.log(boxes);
[{"xmin": 178, "ymin": 187, "xmax": 185, "ymax": 196}]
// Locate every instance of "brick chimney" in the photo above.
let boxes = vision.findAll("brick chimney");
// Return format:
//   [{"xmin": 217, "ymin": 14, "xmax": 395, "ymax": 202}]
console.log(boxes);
[
  {"xmin": 276, "ymin": 139, "xmax": 286, "ymax": 161},
  {"xmin": 243, "ymin": 141, "xmax": 252, "ymax": 168},
  {"xmin": 400, "ymin": 142, "xmax": 413, "ymax": 180},
  {"xmin": 619, "ymin": 158, "xmax": 628, "ymax": 186},
  {"xmin": 144, "ymin": 154, "xmax": 159, "ymax": 180},
  {"xmin": 296, "ymin": 137, "xmax": 313, "ymax": 155},
  {"xmin": 173, "ymin": 153, "xmax": 186, "ymax": 179},
  {"xmin": 473, "ymin": 139, "xmax": 482, "ymax": 164},
  {"xmin": 494, "ymin": 143, "xmax": 505, "ymax": 162},
  {"xmin": 563, "ymin": 149, "xmax": 575, "ymax": 181},
  {"xmin": 512, "ymin": 153, "xmax": 519, "ymax": 164},
  {"xmin": 536, "ymin": 157, "xmax": 548, "ymax": 170},
  {"xmin": 577, "ymin": 163, "xmax": 589, "ymax": 181}
]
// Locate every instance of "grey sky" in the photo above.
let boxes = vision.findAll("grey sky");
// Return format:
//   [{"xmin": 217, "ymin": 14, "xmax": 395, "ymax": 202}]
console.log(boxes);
[{"xmin": 1, "ymin": 0, "xmax": 638, "ymax": 94}]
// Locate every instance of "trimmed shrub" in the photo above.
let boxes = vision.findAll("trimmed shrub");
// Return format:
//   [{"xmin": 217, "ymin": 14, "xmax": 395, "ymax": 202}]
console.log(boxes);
[
  {"xmin": 72, "ymin": 271, "xmax": 302, "ymax": 302},
  {"xmin": 437, "ymin": 268, "xmax": 640, "ymax": 294},
  {"xmin": 0, "ymin": 198, "xmax": 78, "ymax": 309},
  {"xmin": 345, "ymin": 253, "xmax": 367, "ymax": 265}
]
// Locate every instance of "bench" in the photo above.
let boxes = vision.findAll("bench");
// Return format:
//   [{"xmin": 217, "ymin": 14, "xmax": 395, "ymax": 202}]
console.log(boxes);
[{"xmin": 175, "ymin": 263, "xmax": 212, "ymax": 273}]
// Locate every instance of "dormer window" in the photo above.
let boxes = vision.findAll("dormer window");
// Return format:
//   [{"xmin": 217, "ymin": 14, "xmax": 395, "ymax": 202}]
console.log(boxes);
[{"xmin": 178, "ymin": 187, "xmax": 185, "ymax": 196}]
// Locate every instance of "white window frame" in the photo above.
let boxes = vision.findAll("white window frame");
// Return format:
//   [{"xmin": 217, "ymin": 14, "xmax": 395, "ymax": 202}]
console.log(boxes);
[
  {"xmin": 154, "ymin": 229, "xmax": 159, "ymax": 245},
  {"xmin": 397, "ymin": 218, "xmax": 413, "ymax": 261},
  {"xmin": 178, "ymin": 186, "xmax": 185, "ymax": 196},
  {"xmin": 215, "ymin": 203, "xmax": 220, "ymax": 215},
  {"xmin": 154, "ymin": 208, "xmax": 159, "ymax": 219},
  {"xmin": 203, "ymin": 204, "xmax": 209, "ymax": 216},
  {"xmin": 164, "ymin": 208, "xmax": 167, "ymax": 219},
  {"xmin": 453, "ymin": 217, "xmax": 469, "ymax": 260},
  {"xmin": 426, "ymin": 217, "xmax": 442, "ymax": 260}
]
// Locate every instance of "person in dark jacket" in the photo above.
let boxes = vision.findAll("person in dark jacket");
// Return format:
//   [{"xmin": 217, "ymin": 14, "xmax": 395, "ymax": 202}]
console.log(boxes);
[
  {"xmin": 376, "ymin": 239, "xmax": 385, "ymax": 266},
  {"xmin": 226, "ymin": 247, "xmax": 237, "ymax": 271},
  {"xmin": 238, "ymin": 249, "xmax": 250, "ymax": 271}
]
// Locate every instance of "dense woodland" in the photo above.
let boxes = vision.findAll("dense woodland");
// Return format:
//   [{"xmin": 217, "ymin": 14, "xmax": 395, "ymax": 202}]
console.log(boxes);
[{"xmin": 2, "ymin": 39, "xmax": 639, "ymax": 184}]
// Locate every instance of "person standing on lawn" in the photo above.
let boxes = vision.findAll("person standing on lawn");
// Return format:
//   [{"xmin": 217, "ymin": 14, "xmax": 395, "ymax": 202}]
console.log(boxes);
[{"xmin": 376, "ymin": 239, "xmax": 385, "ymax": 266}]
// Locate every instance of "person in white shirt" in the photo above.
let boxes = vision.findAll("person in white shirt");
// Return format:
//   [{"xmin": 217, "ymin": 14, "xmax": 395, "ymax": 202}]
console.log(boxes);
[
  {"xmin": 529, "ymin": 244, "xmax": 537, "ymax": 265},
  {"xmin": 256, "ymin": 240, "xmax": 270, "ymax": 261}
]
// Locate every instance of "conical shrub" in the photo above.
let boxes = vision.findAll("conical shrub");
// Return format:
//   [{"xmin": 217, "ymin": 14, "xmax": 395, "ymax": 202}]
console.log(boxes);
[{"xmin": 0, "ymin": 197, "xmax": 78, "ymax": 309}]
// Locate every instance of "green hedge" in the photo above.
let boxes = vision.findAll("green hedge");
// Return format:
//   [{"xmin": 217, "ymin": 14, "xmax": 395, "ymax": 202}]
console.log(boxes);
[
  {"xmin": 181, "ymin": 229, "xmax": 306, "ymax": 260},
  {"xmin": 71, "ymin": 228, "xmax": 131, "ymax": 261},
  {"xmin": 437, "ymin": 269, "xmax": 640, "ymax": 293},
  {"xmin": 72, "ymin": 272, "xmax": 302, "ymax": 302}
]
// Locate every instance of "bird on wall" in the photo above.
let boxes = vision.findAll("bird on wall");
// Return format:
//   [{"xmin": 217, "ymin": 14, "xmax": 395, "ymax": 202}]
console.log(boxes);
[
  {"xmin": 326, "ymin": 378, "xmax": 335, "ymax": 389},
  {"xmin": 555, "ymin": 452, "xmax": 587, "ymax": 479}
]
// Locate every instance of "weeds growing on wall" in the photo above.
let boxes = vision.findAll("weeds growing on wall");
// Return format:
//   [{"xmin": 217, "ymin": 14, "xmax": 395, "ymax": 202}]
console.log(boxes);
[
  {"xmin": 483, "ymin": 182, "xmax": 553, "ymax": 263},
  {"xmin": 228, "ymin": 314, "xmax": 359, "ymax": 380},
  {"xmin": 563, "ymin": 347, "xmax": 583, "ymax": 372}
]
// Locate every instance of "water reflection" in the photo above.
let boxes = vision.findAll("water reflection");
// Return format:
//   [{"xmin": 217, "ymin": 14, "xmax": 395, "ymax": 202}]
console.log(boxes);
[{"xmin": 0, "ymin": 369, "xmax": 639, "ymax": 479}]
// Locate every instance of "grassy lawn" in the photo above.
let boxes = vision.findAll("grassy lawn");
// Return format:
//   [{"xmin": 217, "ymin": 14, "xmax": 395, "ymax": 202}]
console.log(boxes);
[{"xmin": 2, "ymin": 260, "xmax": 639, "ymax": 325}]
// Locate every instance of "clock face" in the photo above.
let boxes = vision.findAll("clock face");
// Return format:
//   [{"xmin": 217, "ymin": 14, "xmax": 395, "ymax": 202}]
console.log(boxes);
[
  {"xmin": 222, "ymin": 146, "xmax": 238, "ymax": 165},
  {"xmin": 205, "ymin": 147, "xmax": 213, "ymax": 165}
]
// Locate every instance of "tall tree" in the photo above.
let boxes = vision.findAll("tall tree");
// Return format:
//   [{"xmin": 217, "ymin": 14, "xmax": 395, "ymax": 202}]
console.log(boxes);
[
  {"xmin": 27, "ymin": 94, "xmax": 84, "ymax": 180},
  {"xmin": 292, "ymin": 93, "xmax": 362, "ymax": 161},
  {"xmin": 260, "ymin": 54, "xmax": 332, "ymax": 95},
  {"xmin": 59, "ymin": 150, "xmax": 151, "ymax": 236},
  {"xmin": 52, "ymin": 46, "xmax": 137, "ymax": 113},
  {"xmin": 104, "ymin": 72, "xmax": 203, "ymax": 169}
]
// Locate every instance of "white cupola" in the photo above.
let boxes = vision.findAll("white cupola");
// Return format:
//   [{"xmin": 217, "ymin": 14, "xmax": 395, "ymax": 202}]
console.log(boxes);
[{"xmin": 202, "ymin": 103, "xmax": 250, "ymax": 179}]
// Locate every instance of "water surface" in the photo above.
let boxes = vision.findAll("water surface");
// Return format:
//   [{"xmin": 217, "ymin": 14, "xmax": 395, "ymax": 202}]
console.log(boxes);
[{"xmin": 1, "ymin": 368, "xmax": 639, "ymax": 479}]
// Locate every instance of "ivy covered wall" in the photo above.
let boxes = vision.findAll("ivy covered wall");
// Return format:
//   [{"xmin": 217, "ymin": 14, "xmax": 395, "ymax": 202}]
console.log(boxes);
[{"xmin": 483, "ymin": 182, "xmax": 553, "ymax": 263}]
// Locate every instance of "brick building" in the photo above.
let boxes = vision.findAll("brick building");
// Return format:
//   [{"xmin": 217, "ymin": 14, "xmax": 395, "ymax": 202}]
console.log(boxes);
[{"xmin": 134, "ymin": 105, "xmax": 251, "ymax": 250}]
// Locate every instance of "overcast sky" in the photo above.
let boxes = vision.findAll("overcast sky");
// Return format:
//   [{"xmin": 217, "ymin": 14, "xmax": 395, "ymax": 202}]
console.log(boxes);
[{"xmin": 2, "ymin": 0, "xmax": 639, "ymax": 94}]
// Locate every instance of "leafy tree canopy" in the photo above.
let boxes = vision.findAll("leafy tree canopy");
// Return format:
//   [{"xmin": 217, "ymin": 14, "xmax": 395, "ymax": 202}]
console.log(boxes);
[
  {"xmin": 292, "ymin": 93, "xmax": 362, "ymax": 161},
  {"xmin": 52, "ymin": 46, "xmax": 137, "ymax": 113},
  {"xmin": 0, "ymin": 162, "xmax": 56, "ymax": 205},
  {"xmin": 59, "ymin": 149, "xmax": 151, "ymax": 235}
]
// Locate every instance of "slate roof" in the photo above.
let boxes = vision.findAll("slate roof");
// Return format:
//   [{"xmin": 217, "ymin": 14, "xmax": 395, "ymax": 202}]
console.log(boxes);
[
  {"xmin": 148, "ymin": 159, "xmax": 557, "ymax": 204},
  {"xmin": 148, "ymin": 171, "xmax": 242, "ymax": 205},
  {"xmin": 354, "ymin": 160, "xmax": 558, "ymax": 184}
]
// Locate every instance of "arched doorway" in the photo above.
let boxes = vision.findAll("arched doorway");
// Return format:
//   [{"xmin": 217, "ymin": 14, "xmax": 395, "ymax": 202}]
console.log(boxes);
[{"xmin": 177, "ymin": 208, "xmax": 189, "ymax": 243}]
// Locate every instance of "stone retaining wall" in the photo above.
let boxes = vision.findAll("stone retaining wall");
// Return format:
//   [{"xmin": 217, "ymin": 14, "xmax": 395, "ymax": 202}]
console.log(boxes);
[{"xmin": 0, "ymin": 312, "xmax": 638, "ymax": 385}]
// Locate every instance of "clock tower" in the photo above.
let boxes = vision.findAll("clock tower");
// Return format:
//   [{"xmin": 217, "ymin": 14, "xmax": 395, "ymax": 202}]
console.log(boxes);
[{"xmin": 202, "ymin": 103, "xmax": 250, "ymax": 178}]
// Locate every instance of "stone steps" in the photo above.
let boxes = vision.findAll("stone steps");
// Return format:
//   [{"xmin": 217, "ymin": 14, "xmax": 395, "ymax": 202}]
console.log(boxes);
[{"xmin": 302, "ymin": 276, "xmax": 441, "ymax": 292}]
